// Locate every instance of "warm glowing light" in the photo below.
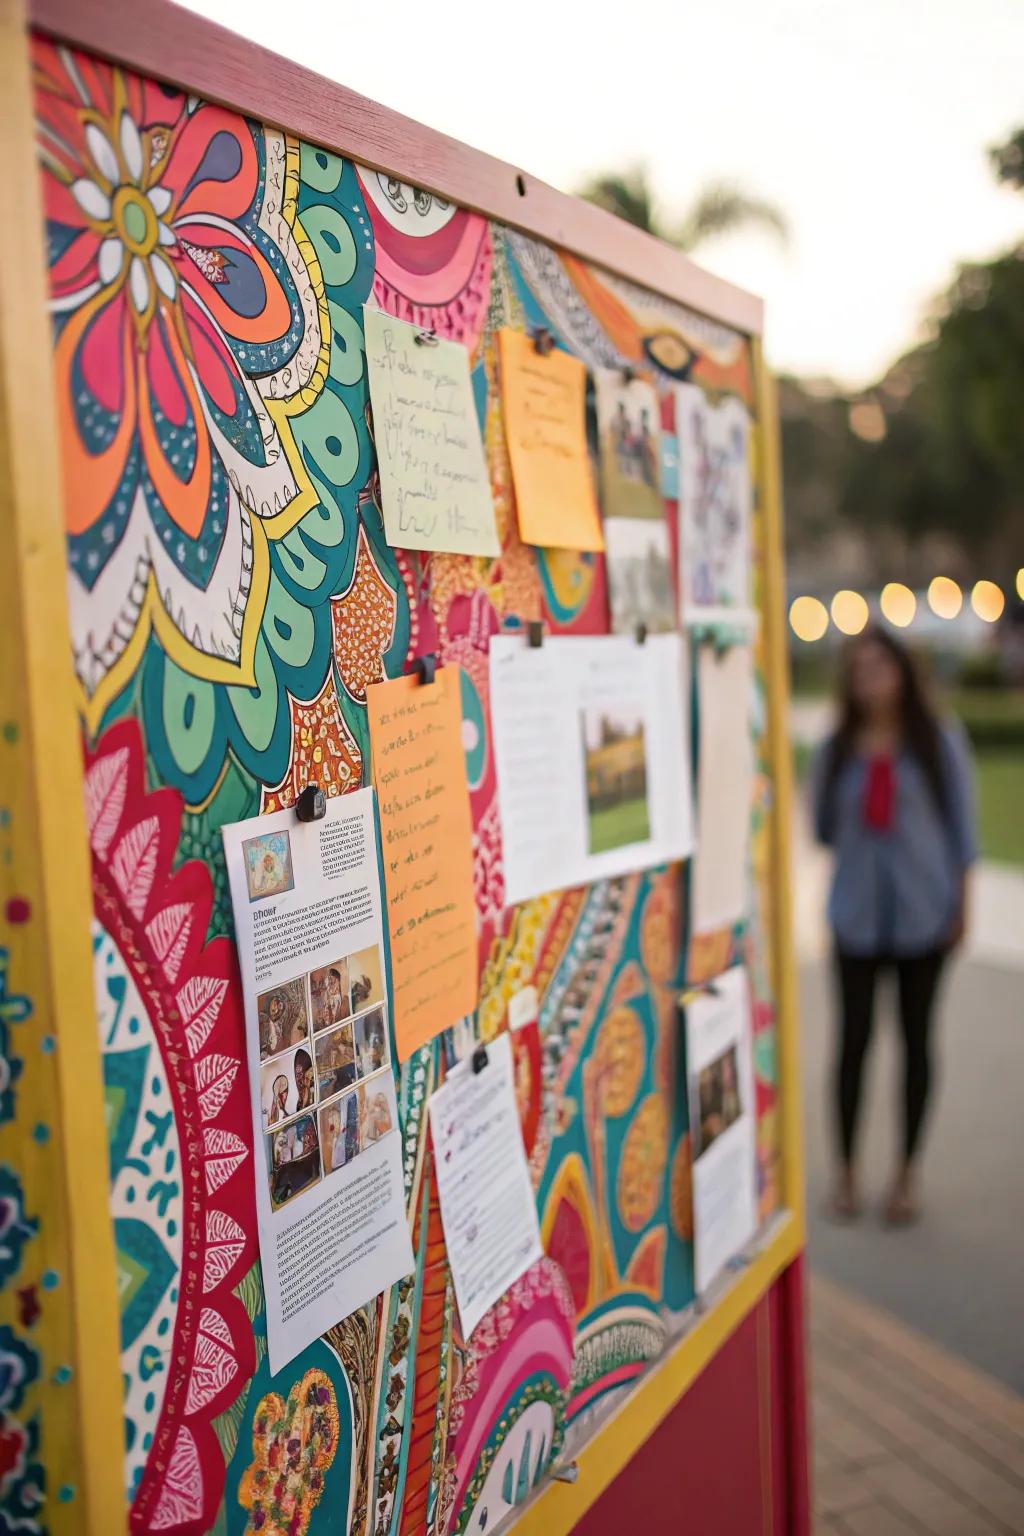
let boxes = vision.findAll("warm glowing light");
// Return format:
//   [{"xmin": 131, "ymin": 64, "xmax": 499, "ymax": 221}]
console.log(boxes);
[
  {"xmin": 927, "ymin": 576, "xmax": 962, "ymax": 620},
  {"xmin": 971, "ymin": 580, "xmax": 1005, "ymax": 624},
  {"xmin": 1016, "ymin": 568, "xmax": 1024, "ymax": 601},
  {"xmin": 879, "ymin": 582, "xmax": 916, "ymax": 628},
  {"xmin": 789, "ymin": 595, "xmax": 829, "ymax": 643},
  {"xmin": 830, "ymin": 589, "xmax": 869, "ymax": 636}
]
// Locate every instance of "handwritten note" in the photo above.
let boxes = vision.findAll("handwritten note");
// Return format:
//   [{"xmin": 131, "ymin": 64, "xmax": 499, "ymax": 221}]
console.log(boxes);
[
  {"xmin": 428, "ymin": 1032, "xmax": 543, "ymax": 1337},
  {"xmin": 497, "ymin": 327, "xmax": 604, "ymax": 552},
  {"xmin": 364, "ymin": 308, "xmax": 499, "ymax": 557},
  {"xmin": 366, "ymin": 667, "xmax": 479, "ymax": 1060}
]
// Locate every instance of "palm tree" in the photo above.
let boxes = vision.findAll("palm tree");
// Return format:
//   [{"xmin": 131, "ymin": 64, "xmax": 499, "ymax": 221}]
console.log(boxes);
[{"xmin": 577, "ymin": 163, "xmax": 787, "ymax": 253}]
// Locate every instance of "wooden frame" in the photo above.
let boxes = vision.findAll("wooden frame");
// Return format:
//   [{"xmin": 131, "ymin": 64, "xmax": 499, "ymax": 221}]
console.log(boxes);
[{"xmin": 5, "ymin": 0, "xmax": 803, "ymax": 1530}]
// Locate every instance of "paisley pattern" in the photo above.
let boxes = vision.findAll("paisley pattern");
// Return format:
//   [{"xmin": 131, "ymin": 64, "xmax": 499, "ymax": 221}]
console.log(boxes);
[{"xmin": 28, "ymin": 38, "xmax": 781, "ymax": 1536}]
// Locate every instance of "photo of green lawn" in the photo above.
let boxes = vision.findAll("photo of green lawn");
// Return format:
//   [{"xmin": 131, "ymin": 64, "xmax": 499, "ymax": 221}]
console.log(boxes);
[{"xmin": 582, "ymin": 708, "xmax": 651, "ymax": 854}]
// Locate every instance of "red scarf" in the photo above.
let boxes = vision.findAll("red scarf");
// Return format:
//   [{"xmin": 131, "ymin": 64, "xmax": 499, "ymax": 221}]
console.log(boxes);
[{"xmin": 863, "ymin": 754, "xmax": 895, "ymax": 832}]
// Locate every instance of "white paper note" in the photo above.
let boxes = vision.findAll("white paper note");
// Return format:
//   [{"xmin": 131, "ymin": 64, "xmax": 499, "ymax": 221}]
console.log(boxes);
[
  {"xmin": 428, "ymin": 1032, "xmax": 542, "ymax": 1338},
  {"xmin": 686, "ymin": 964, "xmax": 758, "ymax": 1293},
  {"xmin": 364, "ymin": 307, "xmax": 499, "ymax": 556},
  {"xmin": 692, "ymin": 642, "xmax": 754, "ymax": 934},
  {"xmin": 222, "ymin": 789, "xmax": 414, "ymax": 1375},
  {"xmin": 489, "ymin": 632, "xmax": 694, "ymax": 906}
]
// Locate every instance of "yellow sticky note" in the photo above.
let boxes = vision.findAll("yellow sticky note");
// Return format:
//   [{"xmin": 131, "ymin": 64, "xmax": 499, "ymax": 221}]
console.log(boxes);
[
  {"xmin": 367, "ymin": 667, "xmax": 479, "ymax": 1061},
  {"xmin": 364, "ymin": 308, "xmax": 500, "ymax": 557},
  {"xmin": 498, "ymin": 328, "xmax": 604, "ymax": 552}
]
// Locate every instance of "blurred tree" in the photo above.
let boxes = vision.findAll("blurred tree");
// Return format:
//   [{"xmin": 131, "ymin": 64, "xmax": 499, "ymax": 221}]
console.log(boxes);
[
  {"xmin": 577, "ymin": 163, "xmax": 787, "ymax": 251},
  {"xmin": 781, "ymin": 126, "xmax": 1024, "ymax": 583}
]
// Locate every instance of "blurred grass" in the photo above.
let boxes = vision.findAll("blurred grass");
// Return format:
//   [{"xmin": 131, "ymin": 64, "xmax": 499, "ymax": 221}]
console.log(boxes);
[{"xmin": 975, "ymin": 753, "xmax": 1024, "ymax": 867}]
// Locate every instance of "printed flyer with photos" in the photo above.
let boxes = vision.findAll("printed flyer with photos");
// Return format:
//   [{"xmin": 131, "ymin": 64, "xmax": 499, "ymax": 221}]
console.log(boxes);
[{"xmin": 222, "ymin": 788, "xmax": 414, "ymax": 1374}]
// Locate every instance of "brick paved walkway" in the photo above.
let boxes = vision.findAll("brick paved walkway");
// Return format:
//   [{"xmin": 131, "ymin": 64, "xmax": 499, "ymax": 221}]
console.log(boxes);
[{"xmin": 811, "ymin": 1273, "xmax": 1024, "ymax": 1534}]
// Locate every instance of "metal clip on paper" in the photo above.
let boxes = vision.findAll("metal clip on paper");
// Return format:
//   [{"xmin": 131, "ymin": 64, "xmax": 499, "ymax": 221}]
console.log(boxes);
[
  {"xmin": 552, "ymin": 1462, "xmax": 579, "ymax": 1484},
  {"xmin": 527, "ymin": 620, "xmax": 544, "ymax": 648},
  {"xmin": 410, "ymin": 652, "xmax": 438, "ymax": 686},
  {"xmin": 471, "ymin": 1042, "xmax": 489, "ymax": 1074},
  {"xmin": 635, "ymin": 621, "xmax": 647, "ymax": 646},
  {"xmin": 532, "ymin": 326, "xmax": 556, "ymax": 357},
  {"xmin": 621, "ymin": 362, "xmax": 636, "ymax": 384},
  {"xmin": 414, "ymin": 329, "xmax": 439, "ymax": 347},
  {"xmin": 295, "ymin": 783, "xmax": 326, "ymax": 823}
]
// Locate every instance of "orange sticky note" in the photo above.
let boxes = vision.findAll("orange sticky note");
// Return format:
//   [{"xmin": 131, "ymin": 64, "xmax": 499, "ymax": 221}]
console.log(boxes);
[
  {"xmin": 367, "ymin": 667, "xmax": 478, "ymax": 1060},
  {"xmin": 498, "ymin": 328, "xmax": 605, "ymax": 552}
]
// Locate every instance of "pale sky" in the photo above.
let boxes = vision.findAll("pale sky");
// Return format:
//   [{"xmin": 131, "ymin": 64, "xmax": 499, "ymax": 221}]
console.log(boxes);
[{"xmin": 181, "ymin": 0, "xmax": 1024, "ymax": 388}]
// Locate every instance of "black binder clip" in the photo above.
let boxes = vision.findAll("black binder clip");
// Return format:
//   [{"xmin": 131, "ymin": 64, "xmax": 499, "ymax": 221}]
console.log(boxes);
[
  {"xmin": 410, "ymin": 652, "xmax": 438, "ymax": 686},
  {"xmin": 532, "ymin": 326, "xmax": 556, "ymax": 357},
  {"xmin": 634, "ymin": 621, "xmax": 647, "ymax": 646},
  {"xmin": 295, "ymin": 783, "xmax": 326, "ymax": 823},
  {"xmin": 471, "ymin": 1042, "xmax": 489, "ymax": 1074},
  {"xmin": 414, "ymin": 329, "xmax": 439, "ymax": 347},
  {"xmin": 527, "ymin": 619, "xmax": 544, "ymax": 648}
]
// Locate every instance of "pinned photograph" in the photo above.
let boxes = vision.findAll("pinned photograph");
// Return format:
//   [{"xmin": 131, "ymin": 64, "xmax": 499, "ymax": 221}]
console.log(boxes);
[
  {"xmin": 604, "ymin": 517, "xmax": 676, "ymax": 635},
  {"xmin": 348, "ymin": 946, "xmax": 385, "ymax": 1014},
  {"xmin": 694, "ymin": 1043, "xmax": 742, "ymax": 1157},
  {"xmin": 581, "ymin": 708, "xmax": 650, "ymax": 854},
  {"xmin": 257, "ymin": 977, "xmax": 309, "ymax": 1060},
  {"xmin": 310, "ymin": 958, "xmax": 351, "ymax": 1032},
  {"xmin": 314, "ymin": 1022, "xmax": 357, "ymax": 1100},
  {"xmin": 319, "ymin": 1091, "xmax": 361, "ymax": 1174},
  {"xmin": 242, "ymin": 829, "xmax": 295, "ymax": 903},
  {"xmin": 354, "ymin": 1006, "xmax": 388, "ymax": 1079},
  {"xmin": 260, "ymin": 1043, "xmax": 315, "ymax": 1129},
  {"xmin": 595, "ymin": 369, "xmax": 664, "ymax": 521},
  {"xmin": 358, "ymin": 1079, "xmax": 395, "ymax": 1147},
  {"xmin": 266, "ymin": 1114, "xmax": 321, "ymax": 1210}
]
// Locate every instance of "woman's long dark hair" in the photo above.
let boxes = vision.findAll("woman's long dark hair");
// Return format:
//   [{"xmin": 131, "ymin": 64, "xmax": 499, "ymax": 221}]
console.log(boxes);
[{"xmin": 821, "ymin": 627, "xmax": 948, "ymax": 826}]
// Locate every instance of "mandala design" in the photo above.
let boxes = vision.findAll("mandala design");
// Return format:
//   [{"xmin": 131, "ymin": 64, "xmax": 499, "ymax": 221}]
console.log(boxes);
[
  {"xmin": 237, "ymin": 1368, "xmax": 339, "ymax": 1535},
  {"xmin": 0, "ymin": 1325, "xmax": 43, "ymax": 1535},
  {"xmin": 0, "ymin": 951, "xmax": 31, "ymax": 1128},
  {"xmin": 86, "ymin": 718, "xmax": 257, "ymax": 1534},
  {"xmin": 260, "ymin": 673, "xmax": 362, "ymax": 811},
  {"xmin": 593, "ymin": 1007, "xmax": 644, "ymax": 1119},
  {"xmin": 669, "ymin": 1136, "xmax": 694, "ymax": 1242},
  {"xmin": 357, "ymin": 166, "xmax": 493, "ymax": 352},
  {"xmin": 330, "ymin": 523, "xmax": 398, "ymax": 703},
  {"xmin": 616, "ymin": 1094, "xmax": 670, "ymax": 1234},
  {"xmin": 36, "ymin": 40, "xmax": 327, "ymax": 722},
  {"xmin": 448, "ymin": 1259, "xmax": 574, "ymax": 1531}
]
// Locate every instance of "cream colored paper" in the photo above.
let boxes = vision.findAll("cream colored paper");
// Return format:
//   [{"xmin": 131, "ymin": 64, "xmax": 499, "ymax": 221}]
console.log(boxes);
[
  {"xmin": 687, "ymin": 964, "xmax": 758, "ymax": 1293},
  {"xmin": 364, "ymin": 308, "xmax": 499, "ymax": 556},
  {"xmin": 692, "ymin": 643, "xmax": 754, "ymax": 934}
]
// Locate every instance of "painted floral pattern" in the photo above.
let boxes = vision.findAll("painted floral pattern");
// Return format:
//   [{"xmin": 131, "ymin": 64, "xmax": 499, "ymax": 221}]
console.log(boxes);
[{"xmin": 35, "ymin": 39, "xmax": 325, "ymax": 715}]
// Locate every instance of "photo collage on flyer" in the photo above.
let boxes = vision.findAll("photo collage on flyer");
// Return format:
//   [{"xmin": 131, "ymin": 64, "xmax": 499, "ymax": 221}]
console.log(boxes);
[{"xmin": 254, "ymin": 931, "xmax": 396, "ymax": 1212}]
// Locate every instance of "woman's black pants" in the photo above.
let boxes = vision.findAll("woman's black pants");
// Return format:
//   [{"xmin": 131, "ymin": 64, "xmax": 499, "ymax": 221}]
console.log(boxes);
[{"xmin": 834, "ymin": 948, "xmax": 947, "ymax": 1167}]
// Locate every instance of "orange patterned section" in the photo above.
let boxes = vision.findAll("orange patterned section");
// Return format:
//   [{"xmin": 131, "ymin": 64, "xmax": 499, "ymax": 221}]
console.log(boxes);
[
  {"xmin": 625, "ymin": 1225, "xmax": 667, "ymax": 1299},
  {"xmin": 399, "ymin": 1145, "xmax": 449, "ymax": 1536},
  {"xmin": 261, "ymin": 674, "xmax": 361, "ymax": 811}
]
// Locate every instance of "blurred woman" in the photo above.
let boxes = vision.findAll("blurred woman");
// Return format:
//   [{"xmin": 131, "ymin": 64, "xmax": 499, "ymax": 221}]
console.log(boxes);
[{"xmin": 812, "ymin": 628, "xmax": 976, "ymax": 1224}]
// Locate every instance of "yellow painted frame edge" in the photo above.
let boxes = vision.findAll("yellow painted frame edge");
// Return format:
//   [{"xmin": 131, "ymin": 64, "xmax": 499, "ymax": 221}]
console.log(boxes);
[
  {"xmin": 510, "ymin": 1214, "xmax": 803, "ymax": 1533},
  {"xmin": 0, "ymin": 0, "xmax": 127, "ymax": 1531},
  {"xmin": 753, "ymin": 338, "xmax": 806, "ymax": 1228}
]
